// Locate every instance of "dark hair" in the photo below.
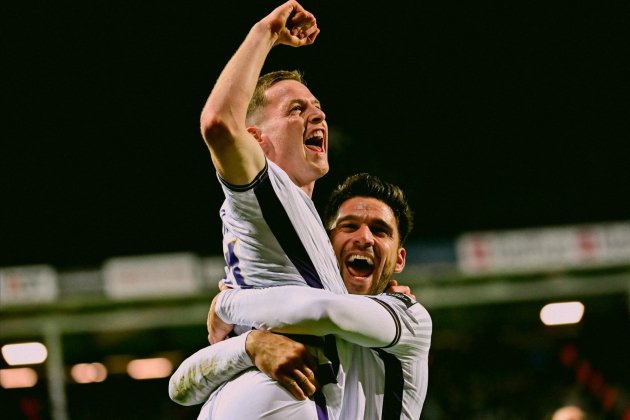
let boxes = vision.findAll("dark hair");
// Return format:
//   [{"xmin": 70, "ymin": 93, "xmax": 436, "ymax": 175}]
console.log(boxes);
[
  {"xmin": 324, "ymin": 173, "xmax": 414, "ymax": 245},
  {"xmin": 246, "ymin": 70, "xmax": 305, "ymax": 123}
]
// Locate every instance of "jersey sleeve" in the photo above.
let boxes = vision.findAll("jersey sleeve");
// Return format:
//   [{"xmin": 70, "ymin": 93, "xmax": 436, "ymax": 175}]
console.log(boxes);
[
  {"xmin": 369, "ymin": 293, "xmax": 432, "ymax": 358},
  {"xmin": 215, "ymin": 286, "xmax": 401, "ymax": 348},
  {"xmin": 168, "ymin": 331, "xmax": 253, "ymax": 406}
]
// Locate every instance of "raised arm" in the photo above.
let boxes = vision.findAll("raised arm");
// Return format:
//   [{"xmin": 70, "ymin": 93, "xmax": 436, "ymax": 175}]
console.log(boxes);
[
  {"xmin": 211, "ymin": 286, "xmax": 400, "ymax": 348},
  {"xmin": 200, "ymin": 0, "xmax": 319, "ymax": 185}
]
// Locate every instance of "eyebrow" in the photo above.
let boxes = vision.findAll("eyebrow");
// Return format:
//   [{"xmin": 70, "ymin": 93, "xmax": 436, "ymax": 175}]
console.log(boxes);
[
  {"xmin": 288, "ymin": 98, "xmax": 321, "ymax": 107},
  {"xmin": 335, "ymin": 215, "xmax": 394, "ymax": 232}
]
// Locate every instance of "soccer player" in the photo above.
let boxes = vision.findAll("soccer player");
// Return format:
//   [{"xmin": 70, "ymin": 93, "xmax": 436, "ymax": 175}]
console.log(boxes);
[
  {"xmin": 195, "ymin": 1, "xmax": 347, "ymax": 418},
  {"xmin": 170, "ymin": 174, "xmax": 433, "ymax": 419},
  {"xmin": 201, "ymin": 0, "xmax": 344, "ymax": 294}
]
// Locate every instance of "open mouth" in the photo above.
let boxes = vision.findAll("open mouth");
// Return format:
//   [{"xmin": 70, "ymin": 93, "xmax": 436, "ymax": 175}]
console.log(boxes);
[
  {"xmin": 304, "ymin": 131, "xmax": 325, "ymax": 153},
  {"xmin": 346, "ymin": 255, "xmax": 374, "ymax": 278}
]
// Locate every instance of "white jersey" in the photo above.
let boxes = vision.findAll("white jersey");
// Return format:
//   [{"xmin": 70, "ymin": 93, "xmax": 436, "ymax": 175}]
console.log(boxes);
[
  {"xmin": 205, "ymin": 160, "xmax": 347, "ymax": 419},
  {"xmin": 169, "ymin": 162, "xmax": 432, "ymax": 419},
  {"xmin": 214, "ymin": 286, "xmax": 433, "ymax": 420},
  {"xmin": 218, "ymin": 159, "xmax": 346, "ymax": 295},
  {"xmin": 337, "ymin": 293, "xmax": 432, "ymax": 420}
]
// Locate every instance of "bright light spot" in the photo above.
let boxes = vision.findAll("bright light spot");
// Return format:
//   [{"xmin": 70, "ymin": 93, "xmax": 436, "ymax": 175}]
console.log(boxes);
[
  {"xmin": 0, "ymin": 368, "xmax": 38, "ymax": 388},
  {"xmin": 540, "ymin": 301, "xmax": 585, "ymax": 326},
  {"xmin": 70, "ymin": 363, "xmax": 108, "ymax": 384},
  {"xmin": 127, "ymin": 357, "xmax": 172, "ymax": 380},
  {"xmin": 1, "ymin": 342, "xmax": 48, "ymax": 366}
]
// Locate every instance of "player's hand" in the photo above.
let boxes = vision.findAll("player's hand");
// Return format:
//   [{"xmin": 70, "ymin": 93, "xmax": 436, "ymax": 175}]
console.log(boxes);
[
  {"xmin": 246, "ymin": 330, "xmax": 319, "ymax": 401},
  {"xmin": 261, "ymin": 0, "xmax": 320, "ymax": 47},
  {"xmin": 386, "ymin": 279, "xmax": 416, "ymax": 300},
  {"xmin": 217, "ymin": 279, "xmax": 229, "ymax": 292},
  {"xmin": 207, "ymin": 292, "xmax": 235, "ymax": 344}
]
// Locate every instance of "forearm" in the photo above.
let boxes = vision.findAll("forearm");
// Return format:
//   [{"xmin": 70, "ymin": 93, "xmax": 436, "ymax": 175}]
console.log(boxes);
[
  {"xmin": 199, "ymin": 20, "xmax": 277, "ymax": 185},
  {"xmin": 201, "ymin": 0, "xmax": 313, "ymax": 139},
  {"xmin": 199, "ymin": 1, "xmax": 317, "ymax": 185},
  {"xmin": 216, "ymin": 286, "xmax": 397, "ymax": 347},
  {"xmin": 168, "ymin": 331, "xmax": 253, "ymax": 406},
  {"xmin": 200, "ymin": 22, "xmax": 276, "ymax": 136}
]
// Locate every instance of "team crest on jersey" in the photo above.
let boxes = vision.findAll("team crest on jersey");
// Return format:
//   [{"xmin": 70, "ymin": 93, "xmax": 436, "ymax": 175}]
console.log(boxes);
[{"xmin": 386, "ymin": 292, "xmax": 416, "ymax": 308}]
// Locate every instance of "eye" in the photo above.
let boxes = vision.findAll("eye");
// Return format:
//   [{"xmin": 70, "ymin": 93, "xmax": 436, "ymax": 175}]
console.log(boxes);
[
  {"xmin": 370, "ymin": 226, "xmax": 392, "ymax": 238},
  {"xmin": 371, "ymin": 228, "xmax": 387, "ymax": 237},
  {"xmin": 289, "ymin": 104, "xmax": 304, "ymax": 114},
  {"xmin": 337, "ymin": 222, "xmax": 358, "ymax": 232}
]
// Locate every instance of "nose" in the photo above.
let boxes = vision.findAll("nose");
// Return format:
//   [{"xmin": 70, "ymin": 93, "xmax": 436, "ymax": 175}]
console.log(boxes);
[
  {"xmin": 353, "ymin": 224, "xmax": 374, "ymax": 248},
  {"xmin": 309, "ymin": 107, "xmax": 326, "ymax": 123}
]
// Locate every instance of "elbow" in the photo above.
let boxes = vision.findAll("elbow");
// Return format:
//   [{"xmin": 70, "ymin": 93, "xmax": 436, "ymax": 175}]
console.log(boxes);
[
  {"xmin": 168, "ymin": 377, "xmax": 196, "ymax": 406},
  {"xmin": 200, "ymin": 108, "xmax": 236, "ymax": 148},
  {"xmin": 167, "ymin": 378, "xmax": 183, "ymax": 404}
]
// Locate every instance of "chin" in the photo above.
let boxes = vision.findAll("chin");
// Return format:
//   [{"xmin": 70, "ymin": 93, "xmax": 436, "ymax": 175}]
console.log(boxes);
[
  {"xmin": 315, "ymin": 164, "xmax": 329, "ymax": 178},
  {"xmin": 346, "ymin": 279, "xmax": 372, "ymax": 295}
]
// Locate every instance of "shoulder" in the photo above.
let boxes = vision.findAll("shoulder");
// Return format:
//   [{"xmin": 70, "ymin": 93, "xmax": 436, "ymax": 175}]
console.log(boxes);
[
  {"xmin": 219, "ymin": 159, "xmax": 269, "ymax": 192},
  {"xmin": 370, "ymin": 293, "xmax": 432, "ymax": 342},
  {"xmin": 374, "ymin": 293, "xmax": 430, "ymax": 319},
  {"xmin": 379, "ymin": 292, "xmax": 417, "ymax": 309}
]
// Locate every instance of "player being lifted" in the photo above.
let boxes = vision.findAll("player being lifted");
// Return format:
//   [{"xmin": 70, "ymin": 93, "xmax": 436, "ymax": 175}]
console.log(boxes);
[{"xmin": 170, "ymin": 1, "xmax": 431, "ymax": 418}]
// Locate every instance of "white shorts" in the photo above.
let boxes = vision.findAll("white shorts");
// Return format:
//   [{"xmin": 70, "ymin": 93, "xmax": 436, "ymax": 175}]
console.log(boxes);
[{"xmin": 198, "ymin": 368, "xmax": 319, "ymax": 420}]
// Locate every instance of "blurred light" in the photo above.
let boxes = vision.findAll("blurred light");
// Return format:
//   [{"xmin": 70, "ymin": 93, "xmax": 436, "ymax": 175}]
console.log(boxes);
[
  {"xmin": 0, "ymin": 368, "xmax": 38, "ymax": 388},
  {"xmin": 127, "ymin": 357, "xmax": 172, "ymax": 380},
  {"xmin": 1, "ymin": 342, "xmax": 48, "ymax": 365},
  {"xmin": 70, "ymin": 362, "xmax": 108, "ymax": 384},
  {"xmin": 540, "ymin": 301, "xmax": 585, "ymax": 326}
]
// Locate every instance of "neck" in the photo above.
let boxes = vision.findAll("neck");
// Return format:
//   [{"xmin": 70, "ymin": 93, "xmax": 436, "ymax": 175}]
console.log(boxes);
[
  {"xmin": 299, "ymin": 182, "xmax": 315, "ymax": 198},
  {"xmin": 284, "ymin": 169, "xmax": 317, "ymax": 198}
]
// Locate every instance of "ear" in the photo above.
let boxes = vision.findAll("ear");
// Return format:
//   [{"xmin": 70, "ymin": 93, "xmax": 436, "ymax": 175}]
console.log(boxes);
[
  {"xmin": 247, "ymin": 126, "xmax": 263, "ymax": 143},
  {"xmin": 394, "ymin": 247, "xmax": 406, "ymax": 273},
  {"xmin": 247, "ymin": 126, "xmax": 272, "ymax": 155}
]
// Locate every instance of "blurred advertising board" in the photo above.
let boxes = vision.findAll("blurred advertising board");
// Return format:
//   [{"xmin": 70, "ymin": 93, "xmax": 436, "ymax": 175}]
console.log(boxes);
[
  {"xmin": 0, "ymin": 265, "xmax": 58, "ymax": 307},
  {"xmin": 456, "ymin": 221, "xmax": 630, "ymax": 275},
  {"xmin": 103, "ymin": 253, "xmax": 202, "ymax": 300}
]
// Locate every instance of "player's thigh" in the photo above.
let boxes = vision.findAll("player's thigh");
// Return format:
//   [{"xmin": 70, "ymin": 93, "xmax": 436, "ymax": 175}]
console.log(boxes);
[{"xmin": 209, "ymin": 369, "xmax": 318, "ymax": 420}]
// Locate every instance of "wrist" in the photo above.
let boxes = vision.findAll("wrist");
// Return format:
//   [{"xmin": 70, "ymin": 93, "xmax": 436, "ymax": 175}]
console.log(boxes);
[
  {"xmin": 251, "ymin": 20, "xmax": 280, "ymax": 48},
  {"xmin": 244, "ymin": 329, "xmax": 264, "ymax": 364}
]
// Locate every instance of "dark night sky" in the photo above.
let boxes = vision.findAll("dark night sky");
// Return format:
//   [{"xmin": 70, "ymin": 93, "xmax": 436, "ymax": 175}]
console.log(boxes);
[{"xmin": 3, "ymin": 1, "xmax": 629, "ymax": 268}]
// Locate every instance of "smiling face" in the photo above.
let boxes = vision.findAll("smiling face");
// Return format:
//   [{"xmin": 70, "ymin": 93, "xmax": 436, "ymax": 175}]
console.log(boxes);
[
  {"xmin": 253, "ymin": 79, "xmax": 328, "ymax": 194},
  {"xmin": 329, "ymin": 196, "xmax": 406, "ymax": 295}
]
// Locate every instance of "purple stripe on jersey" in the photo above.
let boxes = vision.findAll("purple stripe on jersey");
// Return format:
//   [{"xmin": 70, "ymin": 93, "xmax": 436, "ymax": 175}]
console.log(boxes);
[
  {"xmin": 375, "ymin": 349, "xmax": 404, "ymax": 420},
  {"xmin": 225, "ymin": 240, "xmax": 252, "ymax": 288},
  {"xmin": 315, "ymin": 404, "xmax": 328, "ymax": 420},
  {"xmin": 253, "ymin": 172, "xmax": 325, "ymax": 289},
  {"xmin": 313, "ymin": 389, "xmax": 329, "ymax": 420}
]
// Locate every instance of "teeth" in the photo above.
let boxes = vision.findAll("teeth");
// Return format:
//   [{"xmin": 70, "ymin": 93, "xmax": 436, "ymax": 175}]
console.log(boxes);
[
  {"xmin": 305, "ymin": 129, "xmax": 324, "ymax": 141},
  {"xmin": 304, "ymin": 129, "xmax": 325, "ymax": 151},
  {"xmin": 348, "ymin": 255, "xmax": 374, "ymax": 266}
]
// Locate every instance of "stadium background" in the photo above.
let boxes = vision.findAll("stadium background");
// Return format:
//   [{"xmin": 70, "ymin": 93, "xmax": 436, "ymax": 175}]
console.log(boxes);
[{"xmin": 2, "ymin": 1, "xmax": 629, "ymax": 419}]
